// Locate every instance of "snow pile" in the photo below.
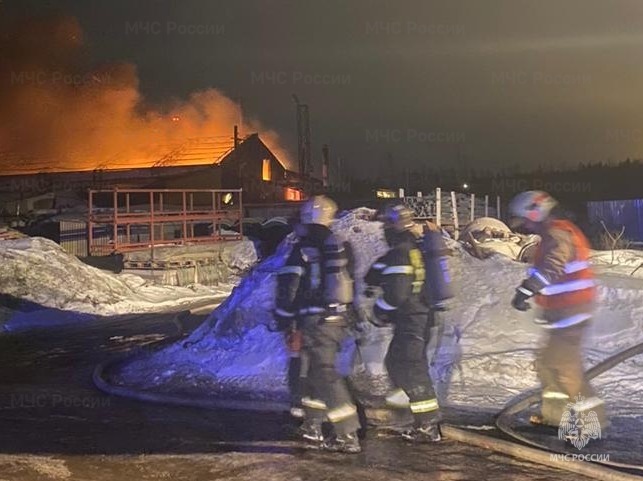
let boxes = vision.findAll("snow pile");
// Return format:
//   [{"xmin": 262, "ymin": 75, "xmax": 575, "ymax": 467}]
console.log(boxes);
[
  {"xmin": 460, "ymin": 217, "xmax": 540, "ymax": 262},
  {"xmin": 0, "ymin": 237, "xmax": 239, "ymax": 331},
  {"xmin": 590, "ymin": 249, "xmax": 643, "ymax": 278},
  {"xmin": 114, "ymin": 210, "xmax": 643, "ymax": 415},
  {"xmin": 461, "ymin": 217, "xmax": 512, "ymax": 238},
  {"xmin": 115, "ymin": 209, "xmax": 387, "ymax": 398},
  {"xmin": 219, "ymin": 239, "xmax": 258, "ymax": 272},
  {"xmin": 123, "ymin": 240, "xmax": 258, "ymax": 275}
]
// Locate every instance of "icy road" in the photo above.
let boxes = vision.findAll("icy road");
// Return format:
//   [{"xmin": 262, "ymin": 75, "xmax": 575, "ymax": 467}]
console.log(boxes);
[{"xmin": 0, "ymin": 308, "xmax": 591, "ymax": 481}]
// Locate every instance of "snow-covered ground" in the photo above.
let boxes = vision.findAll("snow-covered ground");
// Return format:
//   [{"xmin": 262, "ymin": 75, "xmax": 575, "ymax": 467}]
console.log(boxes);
[
  {"xmin": 114, "ymin": 209, "xmax": 643, "ymax": 417},
  {"xmin": 590, "ymin": 249, "xmax": 643, "ymax": 278},
  {"xmin": 441, "ymin": 246, "xmax": 643, "ymax": 412},
  {"xmin": 0, "ymin": 237, "xmax": 255, "ymax": 332}
]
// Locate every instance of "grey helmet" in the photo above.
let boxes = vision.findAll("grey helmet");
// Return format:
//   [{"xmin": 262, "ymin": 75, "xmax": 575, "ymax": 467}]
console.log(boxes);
[
  {"xmin": 300, "ymin": 195, "xmax": 338, "ymax": 226},
  {"xmin": 380, "ymin": 204, "xmax": 415, "ymax": 232}
]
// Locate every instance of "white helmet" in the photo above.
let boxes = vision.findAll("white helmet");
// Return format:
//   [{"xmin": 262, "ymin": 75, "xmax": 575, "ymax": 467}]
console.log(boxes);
[
  {"xmin": 300, "ymin": 195, "xmax": 337, "ymax": 226},
  {"xmin": 508, "ymin": 191, "xmax": 557, "ymax": 223}
]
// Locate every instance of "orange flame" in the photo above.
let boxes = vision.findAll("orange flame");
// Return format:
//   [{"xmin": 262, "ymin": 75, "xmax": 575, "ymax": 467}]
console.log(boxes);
[{"xmin": 0, "ymin": 15, "xmax": 294, "ymax": 175}]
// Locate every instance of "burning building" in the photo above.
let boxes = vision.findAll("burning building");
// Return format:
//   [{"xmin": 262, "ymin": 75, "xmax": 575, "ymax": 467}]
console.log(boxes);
[
  {"xmin": 0, "ymin": 15, "xmax": 320, "ymax": 214},
  {"xmin": 0, "ymin": 132, "xmax": 319, "ymax": 215}
]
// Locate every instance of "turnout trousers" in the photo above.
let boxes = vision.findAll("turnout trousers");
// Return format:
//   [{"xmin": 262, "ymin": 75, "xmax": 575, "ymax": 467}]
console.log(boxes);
[
  {"xmin": 300, "ymin": 316, "xmax": 360, "ymax": 435},
  {"xmin": 537, "ymin": 321, "xmax": 606, "ymax": 427},
  {"xmin": 385, "ymin": 311, "xmax": 440, "ymax": 427},
  {"xmin": 284, "ymin": 328, "xmax": 304, "ymax": 411}
]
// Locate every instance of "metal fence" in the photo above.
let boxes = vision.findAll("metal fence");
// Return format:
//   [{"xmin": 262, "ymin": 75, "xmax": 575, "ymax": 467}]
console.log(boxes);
[
  {"xmin": 403, "ymin": 188, "xmax": 501, "ymax": 229},
  {"xmin": 588, "ymin": 199, "xmax": 643, "ymax": 242},
  {"xmin": 60, "ymin": 220, "xmax": 154, "ymax": 257}
]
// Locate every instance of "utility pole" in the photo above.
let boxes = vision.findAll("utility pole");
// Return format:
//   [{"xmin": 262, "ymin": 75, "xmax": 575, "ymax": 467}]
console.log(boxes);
[
  {"xmin": 322, "ymin": 144, "xmax": 330, "ymax": 188},
  {"xmin": 292, "ymin": 94, "xmax": 312, "ymax": 177}
]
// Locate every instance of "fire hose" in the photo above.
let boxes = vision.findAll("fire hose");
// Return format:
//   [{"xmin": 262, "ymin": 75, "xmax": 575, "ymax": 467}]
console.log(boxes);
[
  {"xmin": 94, "ymin": 313, "xmax": 643, "ymax": 480},
  {"xmin": 443, "ymin": 341, "xmax": 643, "ymax": 481},
  {"xmin": 494, "ymin": 342, "xmax": 643, "ymax": 473}
]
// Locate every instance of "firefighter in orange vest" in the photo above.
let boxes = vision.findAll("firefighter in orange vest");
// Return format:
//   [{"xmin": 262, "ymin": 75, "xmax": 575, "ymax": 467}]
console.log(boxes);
[{"xmin": 508, "ymin": 191, "xmax": 607, "ymax": 429}]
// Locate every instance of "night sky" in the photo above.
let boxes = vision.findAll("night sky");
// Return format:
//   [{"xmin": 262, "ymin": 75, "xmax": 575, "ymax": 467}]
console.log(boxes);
[{"xmin": 3, "ymin": 0, "xmax": 643, "ymax": 176}]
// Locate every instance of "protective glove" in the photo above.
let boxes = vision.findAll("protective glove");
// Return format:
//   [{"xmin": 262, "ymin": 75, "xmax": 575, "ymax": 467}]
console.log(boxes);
[
  {"xmin": 511, "ymin": 289, "xmax": 532, "ymax": 311},
  {"xmin": 511, "ymin": 274, "xmax": 542, "ymax": 311}
]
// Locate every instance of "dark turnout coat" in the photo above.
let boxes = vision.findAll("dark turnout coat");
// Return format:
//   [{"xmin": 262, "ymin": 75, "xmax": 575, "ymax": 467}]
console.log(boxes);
[
  {"xmin": 365, "ymin": 231, "xmax": 429, "ymax": 324},
  {"xmin": 275, "ymin": 223, "xmax": 353, "ymax": 325}
]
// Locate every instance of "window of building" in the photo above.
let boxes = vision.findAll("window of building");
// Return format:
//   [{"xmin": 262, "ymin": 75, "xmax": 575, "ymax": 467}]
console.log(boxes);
[
  {"xmin": 262, "ymin": 158, "xmax": 272, "ymax": 181},
  {"xmin": 376, "ymin": 189, "xmax": 397, "ymax": 199},
  {"xmin": 284, "ymin": 187, "xmax": 303, "ymax": 201}
]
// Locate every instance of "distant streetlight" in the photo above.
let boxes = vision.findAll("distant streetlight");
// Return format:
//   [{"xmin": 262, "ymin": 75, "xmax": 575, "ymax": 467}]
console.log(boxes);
[{"xmin": 462, "ymin": 183, "xmax": 470, "ymax": 190}]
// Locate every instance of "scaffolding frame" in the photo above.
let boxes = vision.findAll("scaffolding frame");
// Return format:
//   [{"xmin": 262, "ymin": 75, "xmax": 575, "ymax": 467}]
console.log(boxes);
[{"xmin": 88, "ymin": 188, "xmax": 243, "ymax": 255}]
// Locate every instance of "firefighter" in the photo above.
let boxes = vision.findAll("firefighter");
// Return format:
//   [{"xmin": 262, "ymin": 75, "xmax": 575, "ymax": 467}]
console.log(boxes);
[
  {"xmin": 273, "ymin": 195, "xmax": 361, "ymax": 454},
  {"xmin": 508, "ymin": 191, "xmax": 607, "ymax": 429},
  {"xmin": 364, "ymin": 204, "xmax": 442, "ymax": 443}
]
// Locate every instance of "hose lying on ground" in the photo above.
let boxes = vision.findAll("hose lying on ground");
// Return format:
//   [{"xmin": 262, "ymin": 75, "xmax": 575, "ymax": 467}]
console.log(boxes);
[
  {"xmin": 93, "ymin": 360, "xmax": 290, "ymax": 412},
  {"xmin": 493, "ymin": 341, "xmax": 643, "ymax": 474},
  {"xmin": 93, "ymin": 308, "xmax": 290, "ymax": 413},
  {"xmin": 94, "ymin": 313, "xmax": 643, "ymax": 480},
  {"xmin": 442, "ymin": 425, "xmax": 641, "ymax": 481}
]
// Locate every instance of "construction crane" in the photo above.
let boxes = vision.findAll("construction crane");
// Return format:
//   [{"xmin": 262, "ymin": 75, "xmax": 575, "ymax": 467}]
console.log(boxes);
[{"xmin": 292, "ymin": 94, "xmax": 312, "ymax": 176}]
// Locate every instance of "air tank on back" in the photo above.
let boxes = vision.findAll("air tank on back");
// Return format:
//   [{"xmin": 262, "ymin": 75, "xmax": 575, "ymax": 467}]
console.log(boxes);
[{"xmin": 421, "ymin": 227, "xmax": 454, "ymax": 310}]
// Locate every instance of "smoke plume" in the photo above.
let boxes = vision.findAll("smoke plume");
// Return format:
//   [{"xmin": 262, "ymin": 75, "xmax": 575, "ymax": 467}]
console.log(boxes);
[{"xmin": 0, "ymin": 15, "xmax": 293, "ymax": 175}]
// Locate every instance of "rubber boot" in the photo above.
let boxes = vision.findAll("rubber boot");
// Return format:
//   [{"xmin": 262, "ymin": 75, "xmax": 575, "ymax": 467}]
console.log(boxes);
[
  {"xmin": 322, "ymin": 432, "xmax": 362, "ymax": 454},
  {"xmin": 402, "ymin": 423, "xmax": 441, "ymax": 443},
  {"xmin": 299, "ymin": 419, "xmax": 324, "ymax": 443}
]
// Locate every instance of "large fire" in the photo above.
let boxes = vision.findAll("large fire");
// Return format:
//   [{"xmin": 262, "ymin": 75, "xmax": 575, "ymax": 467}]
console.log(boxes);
[{"xmin": 0, "ymin": 15, "xmax": 293, "ymax": 175}]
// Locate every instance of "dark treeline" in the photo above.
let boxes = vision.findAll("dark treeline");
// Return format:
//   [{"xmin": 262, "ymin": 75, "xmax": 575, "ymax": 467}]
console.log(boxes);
[{"xmin": 343, "ymin": 158, "xmax": 643, "ymax": 204}]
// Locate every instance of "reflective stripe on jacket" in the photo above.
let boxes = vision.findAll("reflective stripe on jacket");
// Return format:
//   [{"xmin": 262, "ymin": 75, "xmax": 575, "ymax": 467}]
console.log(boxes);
[
  {"xmin": 365, "ymin": 231, "xmax": 428, "ymax": 322},
  {"xmin": 275, "ymin": 223, "xmax": 353, "ymax": 318},
  {"xmin": 532, "ymin": 220, "xmax": 596, "ymax": 316}
]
